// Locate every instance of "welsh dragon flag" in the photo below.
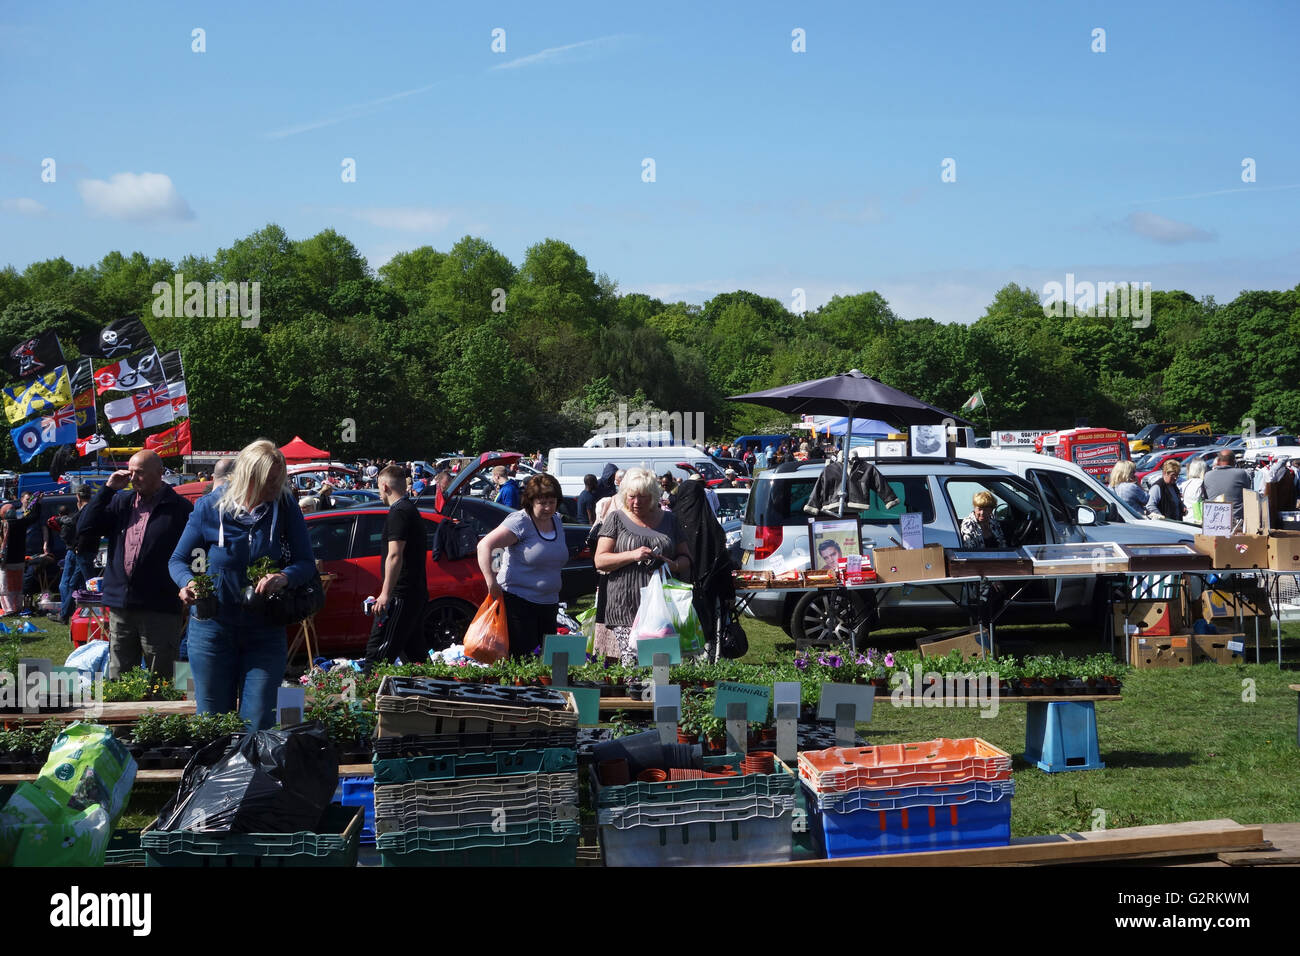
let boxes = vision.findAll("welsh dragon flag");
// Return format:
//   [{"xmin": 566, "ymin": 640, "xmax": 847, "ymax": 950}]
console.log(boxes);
[{"xmin": 960, "ymin": 390, "xmax": 986, "ymax": 414}]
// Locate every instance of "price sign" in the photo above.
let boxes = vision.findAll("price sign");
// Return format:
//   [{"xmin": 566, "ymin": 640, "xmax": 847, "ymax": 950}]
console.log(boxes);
[
  {"xmin": 899, "ymin": 513, "xmax": 923, "ymax": 550},
  {"xmin": 1202, "ymin": 502, "xmax": 1232, "ymax": 537}
]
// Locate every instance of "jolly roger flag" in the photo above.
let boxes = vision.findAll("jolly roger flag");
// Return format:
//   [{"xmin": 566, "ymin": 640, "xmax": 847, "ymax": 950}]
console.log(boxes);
[
  {"xmin": 77, "ymin": 317, "xmax": 154, "ymax": 360},
  {"xmin": 3, "ymin": 330, "xmax": 65, "ymax": 379},
  {"xmin": 94, "ymin": 349, "xmax": 164, "ymax": 395}
]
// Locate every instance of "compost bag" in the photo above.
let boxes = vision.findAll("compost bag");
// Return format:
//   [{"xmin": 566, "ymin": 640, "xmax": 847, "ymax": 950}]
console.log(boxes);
[{"xmin": 156, "ymin": 722, "xmax": 338, "ymax": 833}]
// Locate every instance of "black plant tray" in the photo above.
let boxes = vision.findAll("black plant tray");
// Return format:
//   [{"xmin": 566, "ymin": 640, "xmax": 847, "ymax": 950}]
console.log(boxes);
[
  {"xmin": 380, "ymin": 677, "xmax": 570, "ymax": 710},
  {"xmin": 0, "ymin": 755, "xmax": 44, "ymax": 773},
  {"xmin": 372, "ymin": 728, "xmax": 579, "ymax": 760},
  {"xmin": 130, "ymin": 745, "xmax": 198, "ymax": 770}
]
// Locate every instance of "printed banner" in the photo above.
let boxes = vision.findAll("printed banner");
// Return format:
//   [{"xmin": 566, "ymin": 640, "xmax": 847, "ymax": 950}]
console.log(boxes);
[
  {"xmin": 94, "ymin": 349, "xmax": 163, "ymax": 395},
  {"xmin": 144, "ymin": 419, "xmax": 192, "ymax": 458}
]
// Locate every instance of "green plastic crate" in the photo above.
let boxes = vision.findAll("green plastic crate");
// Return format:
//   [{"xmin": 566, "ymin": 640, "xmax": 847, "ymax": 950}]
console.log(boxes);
[
  {"xmin": 373, "ymin": 747, "xmax": 577, "ymax": 785},
  {"xmin": 141, "ymin": 804, "xmax": 361, "ymax": 868},
  {"xmin": 376, "ymin": 819, "xmax": 578, "ymax": 867}
]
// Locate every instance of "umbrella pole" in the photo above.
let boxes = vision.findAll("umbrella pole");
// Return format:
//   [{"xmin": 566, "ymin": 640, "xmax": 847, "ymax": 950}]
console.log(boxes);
[{"xmin": 841, "ymin": 408, "xmax": 855, "ymax": 653}]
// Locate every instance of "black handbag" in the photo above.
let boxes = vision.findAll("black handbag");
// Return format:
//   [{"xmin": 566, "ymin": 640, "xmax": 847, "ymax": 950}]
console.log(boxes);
[{"xmin": 262, "ymin": 519, "xmax": 326, "ymax": 627}]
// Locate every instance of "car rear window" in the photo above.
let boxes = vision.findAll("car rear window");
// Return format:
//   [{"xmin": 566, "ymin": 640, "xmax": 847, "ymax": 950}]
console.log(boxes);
[{"xmin": 747, "ymin": 475, "xmax": 933, "ymax": 525}]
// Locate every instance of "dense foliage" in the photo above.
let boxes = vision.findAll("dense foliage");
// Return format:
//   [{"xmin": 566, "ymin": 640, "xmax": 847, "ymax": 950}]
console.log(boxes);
[{"xmin": 2, "ymin": 224, "xmax": 1296, "ymax": 465}]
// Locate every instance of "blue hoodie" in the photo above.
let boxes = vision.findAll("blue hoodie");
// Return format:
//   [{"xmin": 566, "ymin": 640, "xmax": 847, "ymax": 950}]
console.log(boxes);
[{"xmin": 168, "ymin": 490, "xmax": 316, "ymax": 627}]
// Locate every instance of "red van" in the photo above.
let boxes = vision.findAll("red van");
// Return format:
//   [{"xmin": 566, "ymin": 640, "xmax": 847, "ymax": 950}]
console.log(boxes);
[{"xmin": 1034, "ymin": 428, "xmax": 1130, "ymax": 478}]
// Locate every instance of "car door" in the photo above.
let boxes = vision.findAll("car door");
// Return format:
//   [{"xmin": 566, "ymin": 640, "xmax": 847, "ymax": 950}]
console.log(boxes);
[{"xmin": 305, "ymin": 514, "xmax": 358, "ymax": 645}]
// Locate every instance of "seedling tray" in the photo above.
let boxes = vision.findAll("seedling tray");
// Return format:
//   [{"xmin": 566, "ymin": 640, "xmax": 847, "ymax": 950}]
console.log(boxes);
[
  {"xmin": 591, "ymin": 754, "xmax": 796, "ymax": 810},
  {"xmin": 140, "ymin": 803, "xmax": 362, "ymax": 868},
  {"xmin": 375, "ymin": 677, "xmax": 579, "ymax": 737},
  {"xmin": 598, "ymin": 792, "xmax": 794, "ymax": 829},
  {"xmin": 371, "ymin": 728, "xmax": 579, "ymax": 759},
  {"xmin": 807, "ymin": 779, "xmax": 1015, "ymax": 813},
  {"xmin": 799, "ymin": 738, "xmax": 1012, "ymax": 793},
  {"xmin": 375, "ymin": 818, "xmax": 579, "ymax": 866},
  {"xmin": 373, "ymin": 747, "xmax": 577, "ymax": 784}
]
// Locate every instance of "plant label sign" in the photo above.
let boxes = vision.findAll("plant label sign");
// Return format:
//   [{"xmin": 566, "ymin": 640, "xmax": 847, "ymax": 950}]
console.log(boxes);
[
  {"xmin": 653, "ymin": 683, "xmax": 681, "ymax": 744},
  {"xmin": 773, "ymin": 681, "xmax": 801, "ymax": 765},
  {"xmin": 544, "ymin": 633, "xmax": 587, "ymax": 685},
  {"xmin": 899, "ymin": 512, "xmax": 924, "ymax": 550},
  {"xmin": 713, "ymin": 682, "xmax": 770, "ymax": 723},
  {"xmin": 1202, "ymin": 502, "xmax": 1233, "ymax": 537},
  {"xmin": 563, "ymin": 687, "xmax": 601, "ymax": 727},
  {"xmin": 276, "ymin": 685, "xmax": 305, "ymax": 728},
  {"xmin": 636, "ymin": 637, "xmax": 681, "ymax": 667}
]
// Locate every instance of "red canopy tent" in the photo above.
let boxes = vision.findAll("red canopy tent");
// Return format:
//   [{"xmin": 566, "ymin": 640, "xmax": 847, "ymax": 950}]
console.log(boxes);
[{"xmin": 279, "ymin": 436, "xmax": 330, "ymax": 463}]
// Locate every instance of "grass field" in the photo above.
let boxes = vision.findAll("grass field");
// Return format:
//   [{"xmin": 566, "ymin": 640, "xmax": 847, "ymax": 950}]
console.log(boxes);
[{"xmin": 10, "ymin": 611, "xmax": 1300, "ymax": 837}]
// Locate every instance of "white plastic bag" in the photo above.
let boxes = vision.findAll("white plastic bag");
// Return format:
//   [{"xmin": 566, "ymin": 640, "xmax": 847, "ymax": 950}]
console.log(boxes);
[{"xmin": 629, "ymin": 570, "xmax": 677, "ymax": 650}]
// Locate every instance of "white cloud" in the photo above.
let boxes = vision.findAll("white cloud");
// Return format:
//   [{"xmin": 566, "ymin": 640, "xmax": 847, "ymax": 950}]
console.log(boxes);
[
  {"xmin": 490, "ymin": 35, "xmax": 628, "ymax": 71},
  {"xmin": 77, "ymin": 172, "xmax": 194, "ymax": 222},
  {"xmin": 350, "ymin": 206, "xmax": 453, "ymax": 232},
  {"xmin": 1, "ymin": 198, "xmax": 47, "ymax": 216},
  {"xmin": 1126, "ymin": 211, "xmax": 1214, "ymax": 244}
]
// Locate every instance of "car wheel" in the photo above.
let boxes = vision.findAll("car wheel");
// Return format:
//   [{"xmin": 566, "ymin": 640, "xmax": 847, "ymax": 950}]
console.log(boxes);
[
  {"xmin": 790, "ymin": 589, "xmax": 872, "ymax": 649},
  {"xmin": 424, "ymin": 598, "xmax": 476, "ymax": 652}
]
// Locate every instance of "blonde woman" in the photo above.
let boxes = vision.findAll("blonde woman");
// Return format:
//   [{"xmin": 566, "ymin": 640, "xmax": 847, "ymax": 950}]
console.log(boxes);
[
  {"xmin": 593, "ymin": 467, "xmax": 691, "ymax": 665},
  {"xmin": 1108, "ymin": 460, "xmax": 1148, "ymax": 512},
  {"xmin": 169, "ymin": 439, "xmax": 316, "ymax": 730}
]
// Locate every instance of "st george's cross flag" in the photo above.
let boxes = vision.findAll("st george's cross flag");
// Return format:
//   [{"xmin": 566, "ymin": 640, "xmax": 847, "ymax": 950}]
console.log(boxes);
[
  {"xmin": 104, "ymin": 384, "xmax": 175, "ymax": 436},
  {"xmin": 168, "ymin": 379, "xmax": 189, "ymax": 417},
  {"xmin": 94, "ymin": 348, "xmax": 164, "ymax": 395},
  {"xmin": 10, "ymin": 404, "xmax": 77, "ymax": 463}
]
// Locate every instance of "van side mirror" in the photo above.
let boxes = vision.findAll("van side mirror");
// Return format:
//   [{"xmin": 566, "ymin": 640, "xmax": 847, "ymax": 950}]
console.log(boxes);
[{"xmin": 1076, "ymin": 507, "xmax": 1097, "ymax": 526}]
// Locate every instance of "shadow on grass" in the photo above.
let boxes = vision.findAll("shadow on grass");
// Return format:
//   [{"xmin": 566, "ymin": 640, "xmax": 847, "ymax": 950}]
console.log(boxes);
[{"xmin": 1093, "ymin": 749, "xmax": 1197, "ymax": 770}]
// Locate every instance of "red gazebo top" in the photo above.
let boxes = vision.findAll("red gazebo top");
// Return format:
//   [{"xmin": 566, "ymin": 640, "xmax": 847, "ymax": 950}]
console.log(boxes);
[{"xmin": 279, "ymin": 436, "xmax": 330, "ymax": 463}]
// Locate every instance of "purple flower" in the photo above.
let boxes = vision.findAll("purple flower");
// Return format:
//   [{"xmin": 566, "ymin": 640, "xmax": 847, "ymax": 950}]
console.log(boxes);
[
  {"xmin": 795, "ymin": 658, "xmax": 809, "ymax": 671},
  {"xmin": 884, "ymin": 653, "xmax": 895, "ymax": 668},
  {"xmin": 827, "ymin": 655, "xmax": 843, "ymax": 669},
  {"xmin": 816, "ymin": 655, "xmax": 829, "ymax": 667},
  {"xmin": 532, "ymin": 645, "xmax": 543, "ymax": 656},
  {"xmin": 854, "ymin": 654, "xmax": 869, "ymax": 665}
]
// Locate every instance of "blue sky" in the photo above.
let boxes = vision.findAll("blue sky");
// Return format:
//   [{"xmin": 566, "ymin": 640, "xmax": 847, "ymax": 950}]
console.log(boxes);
[{"xmin": 2, "ymin": 0, "xmax": 1297, "ymax": 322}]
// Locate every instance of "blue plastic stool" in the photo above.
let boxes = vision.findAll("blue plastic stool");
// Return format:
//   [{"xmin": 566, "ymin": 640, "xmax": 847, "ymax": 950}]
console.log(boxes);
[{"xmin": 1023, "ymin": 701, "xmax": 1104, "ymax": 773}]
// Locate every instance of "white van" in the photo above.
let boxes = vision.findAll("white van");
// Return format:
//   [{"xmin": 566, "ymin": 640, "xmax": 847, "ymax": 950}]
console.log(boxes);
[
  {"xmin": 547, "ymin": 446, "xmax": 724, "ymax": 497},
  {"xmin": 582, "ymin": 430, "xmax": 676, "ymax": 448}
]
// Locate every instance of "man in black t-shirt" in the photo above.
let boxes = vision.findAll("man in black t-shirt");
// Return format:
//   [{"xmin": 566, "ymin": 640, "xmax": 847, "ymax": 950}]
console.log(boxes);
[{"xmin": 363, "ymin": 465, "xmax": 429, "ymax": 669}]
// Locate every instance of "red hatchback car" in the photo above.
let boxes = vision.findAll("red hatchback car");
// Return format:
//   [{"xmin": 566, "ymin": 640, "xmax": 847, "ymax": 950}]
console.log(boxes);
[{"xmin": 304, "ymin": 505, "xmax": 487, "ymax": 657}]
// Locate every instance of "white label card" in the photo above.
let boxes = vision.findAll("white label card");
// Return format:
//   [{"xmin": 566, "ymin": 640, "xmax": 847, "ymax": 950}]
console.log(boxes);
[{"xmin": 899, "ymin": 513, "xmax": 923, "ymax": 549}]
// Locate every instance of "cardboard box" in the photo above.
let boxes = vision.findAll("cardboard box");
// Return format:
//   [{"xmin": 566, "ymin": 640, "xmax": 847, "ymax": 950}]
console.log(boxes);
[
  {"xmin": 873, "ymin": 544, "xmax": 946, "ymax": 583},
  {"xmin": 1129, "ymin": 634, "xmax": 1193, "ymax": 669},
  {"xmin": 1193, "ymin": 534, "xmax": 1268, "ymax": 569},
  {"xmin": 1266, "ymin": 531, "xmax": 1300, "ymax": 571},
  {"xmin": 1192, "ymin": 632, "xmax": 1242, "ymax": 665},
  {"xmin": 1202, "ymin": 590, "xmax": 1271, "ymax": 622},
  {"xmin": 1113, "ymin": 600, "xmax": 1182, "ymax": 637},
  {"xmin": 916, "ymin": 627, "xmax": 987, "ymax": 660}
]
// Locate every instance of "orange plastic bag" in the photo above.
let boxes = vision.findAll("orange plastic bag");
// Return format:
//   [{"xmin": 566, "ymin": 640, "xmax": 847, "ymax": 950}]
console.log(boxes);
[{"xmin": 463, "ymin": 595, "xmax": 509, "ymax": 664}]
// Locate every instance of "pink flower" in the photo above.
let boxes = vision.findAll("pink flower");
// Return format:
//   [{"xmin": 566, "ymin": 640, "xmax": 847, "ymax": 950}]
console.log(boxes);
[{"xmin": 884, "ymin": 653, "xmax": 895, "ymax": 668}]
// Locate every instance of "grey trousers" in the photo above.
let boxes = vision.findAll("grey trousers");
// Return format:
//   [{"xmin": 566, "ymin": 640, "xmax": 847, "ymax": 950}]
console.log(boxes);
[{"xmin": 109, "ymin": 607, "xmax": 185, "ymax": 680}]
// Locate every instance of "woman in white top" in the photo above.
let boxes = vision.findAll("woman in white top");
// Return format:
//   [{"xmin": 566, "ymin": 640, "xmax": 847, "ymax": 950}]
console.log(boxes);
[{"xmin": 1182, "ymin": 458, "xmax": 1207, "ymax": 524}]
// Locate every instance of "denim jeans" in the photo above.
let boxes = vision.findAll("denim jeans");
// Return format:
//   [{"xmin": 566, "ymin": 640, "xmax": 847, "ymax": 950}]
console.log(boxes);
[
  {"xmin": 59, "ymin": 553, "xmax": 96, "ymax": 620},
  {"xmin": 186, "ymin": 617, "xmax": 288, "ymax": 731}
]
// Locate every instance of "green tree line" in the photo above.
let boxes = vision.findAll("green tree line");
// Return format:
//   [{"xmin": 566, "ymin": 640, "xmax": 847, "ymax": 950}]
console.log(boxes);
[{"xmin": 1, "ymin": 223, "xmax": 1296, "ymax": 467}]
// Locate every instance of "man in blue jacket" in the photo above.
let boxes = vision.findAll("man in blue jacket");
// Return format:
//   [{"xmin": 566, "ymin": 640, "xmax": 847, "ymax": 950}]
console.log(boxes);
[{"xmin": 79, "ymin": 450, "xmax": 193, "ymax": 679}]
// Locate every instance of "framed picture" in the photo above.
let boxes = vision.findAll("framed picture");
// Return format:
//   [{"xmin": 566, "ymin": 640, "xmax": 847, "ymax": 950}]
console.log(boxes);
[
  {"xmin": 874, "ymin": 439, "xmax": 907, "ymax": 458},
  {"xmin": 808, "ymin": 517, "xmax": 861, "ymax": 570},
  {"xmin": 910, "ymin": 424, "xmax": 948, "ymax": 459}
]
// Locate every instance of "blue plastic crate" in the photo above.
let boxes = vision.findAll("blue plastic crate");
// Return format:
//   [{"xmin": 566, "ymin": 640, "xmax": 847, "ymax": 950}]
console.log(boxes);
[
  {"xmin": 808, "ymin": 792, "xmax": 1012, "ymax": 858},
  {"xmin": 338, "ymin": 776, "xmax": 376, "ymax": 846},
  {"xmin": 809, "ymin": 779, "xmax": 1015, "ymax": 813}
]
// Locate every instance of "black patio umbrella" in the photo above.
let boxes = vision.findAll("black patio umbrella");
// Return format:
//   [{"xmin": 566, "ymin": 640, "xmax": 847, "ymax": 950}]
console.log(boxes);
[{"xmin": 730, "ymin": 369, "xmax": 973, "ymax": 514}]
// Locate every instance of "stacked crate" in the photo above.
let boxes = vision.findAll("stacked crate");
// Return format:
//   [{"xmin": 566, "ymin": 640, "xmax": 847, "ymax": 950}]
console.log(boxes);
[
  {"xmin": 370, "ymin": 677, "xmax": 581, "ymax": 866},
  {"xmin": 798, "ymin": 738, "xmax": 1014, "ymax": 858},
  {"xmin": 592, "ymin": 753, "xmax": 798, "ymax": 866}
]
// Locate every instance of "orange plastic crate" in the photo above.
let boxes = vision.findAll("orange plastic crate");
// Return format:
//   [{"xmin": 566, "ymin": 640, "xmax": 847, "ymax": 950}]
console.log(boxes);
[{"xmin": 799, "ymin": 738, "xmax": 1012, "ymax": 793}]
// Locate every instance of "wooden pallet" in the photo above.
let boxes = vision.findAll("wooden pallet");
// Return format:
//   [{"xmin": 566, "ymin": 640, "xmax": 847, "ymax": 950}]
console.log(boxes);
[
  {"xmin": 753, "ymin": 819, "xmax": 1269, "ymax": 867},
  {"xmin": 0, "ymin": 699, "xmax": 197, "ymax": 726}
]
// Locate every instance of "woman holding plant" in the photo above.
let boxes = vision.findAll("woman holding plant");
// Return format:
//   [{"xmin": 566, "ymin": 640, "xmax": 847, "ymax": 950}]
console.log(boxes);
[{"xmin": 168, "ymin": 439, "xmax": 316, "ymax": 731}]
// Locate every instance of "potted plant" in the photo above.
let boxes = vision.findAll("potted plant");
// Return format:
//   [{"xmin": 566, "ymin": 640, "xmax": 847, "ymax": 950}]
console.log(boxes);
[
  {"xmin": 244, "ymin": 556, "xmax": 280, "ymax": 608},
  {"xmin": 191, "ymin": 572, "xmax": 218, "ymax": 620}
]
